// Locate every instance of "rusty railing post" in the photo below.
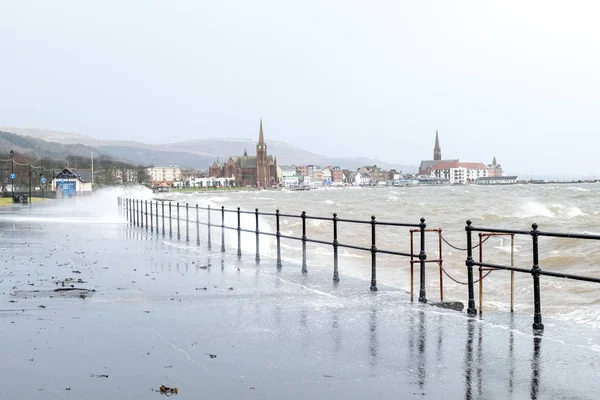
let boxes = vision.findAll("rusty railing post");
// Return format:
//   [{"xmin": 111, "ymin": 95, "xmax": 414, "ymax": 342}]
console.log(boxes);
[{"xmin": 370, "ymin": 216, "xmax": 378, "ymax": 291}]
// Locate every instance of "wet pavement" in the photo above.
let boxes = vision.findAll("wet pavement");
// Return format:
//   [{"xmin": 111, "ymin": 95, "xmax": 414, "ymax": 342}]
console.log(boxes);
[{"xmin": 0, "ymin": 203, "xmax": 599, "ymax": 399}]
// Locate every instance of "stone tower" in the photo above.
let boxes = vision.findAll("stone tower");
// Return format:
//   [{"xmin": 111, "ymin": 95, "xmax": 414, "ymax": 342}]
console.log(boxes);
[
  {"xmin": 433, "ymin": 130, "xmax": 441, "ymax": 161},
  {"xmin": 256, "ymin": 119, "xmax": 267, "ymax": 187}
]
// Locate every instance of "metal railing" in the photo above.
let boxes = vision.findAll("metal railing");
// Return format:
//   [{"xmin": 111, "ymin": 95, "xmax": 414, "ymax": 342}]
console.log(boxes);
[
  {"xmin": 465, "ymin": 220, "xmax": 600, "ymax": 331},
  {"xmin": 118, "ymin": 197, "xmax": 434, "ymax": 302},
  {"xmin": 118, "ymin": 197, "xmax": 600, "ymax": 333}
]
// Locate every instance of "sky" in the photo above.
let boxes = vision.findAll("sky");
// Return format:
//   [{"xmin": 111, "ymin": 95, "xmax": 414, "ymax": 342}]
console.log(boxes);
[{"xmin": 1, "ymin": 0, "xmax": 599, "ymax": 176}]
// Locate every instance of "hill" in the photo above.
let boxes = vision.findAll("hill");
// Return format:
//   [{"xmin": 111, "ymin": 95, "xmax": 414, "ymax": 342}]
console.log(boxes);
[{"xmin": 0, "ymin": 127, "xmax": 417, "ymax": 172}]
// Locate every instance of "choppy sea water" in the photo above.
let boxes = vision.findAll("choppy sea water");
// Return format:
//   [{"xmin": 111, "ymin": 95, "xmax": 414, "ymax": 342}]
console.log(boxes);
[{"xmin": 147, "ymin": 184, "xmax": 600, "ymax": 329}]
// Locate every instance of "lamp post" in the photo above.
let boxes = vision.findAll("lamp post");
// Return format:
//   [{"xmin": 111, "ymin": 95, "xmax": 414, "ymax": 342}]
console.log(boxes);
[{"xmin": 9, "ymin": 150, "xmax": 14, "ymax": 198}]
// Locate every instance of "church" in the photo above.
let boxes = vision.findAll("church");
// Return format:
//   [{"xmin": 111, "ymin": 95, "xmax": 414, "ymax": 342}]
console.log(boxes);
[
  {"xmin": 208, "ymin": 120, "xmax": 278, "ymax": 188},
  {"xmin": 418, "ymin": 130, "xmax": 458, "ymax": 175}
]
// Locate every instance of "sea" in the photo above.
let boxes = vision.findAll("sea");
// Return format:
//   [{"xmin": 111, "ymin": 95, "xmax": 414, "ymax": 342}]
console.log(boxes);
[{"xmin": 140, "ymin": 183, "xmax": 600, "ymax": 330}]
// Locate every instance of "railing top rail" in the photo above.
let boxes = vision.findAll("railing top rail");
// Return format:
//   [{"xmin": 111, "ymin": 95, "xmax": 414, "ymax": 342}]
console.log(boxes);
[
  {"xmin": 468, "ymin": 226, "xmax": 530, "ymax": 235},
  {"xmin": 469, "ymin": 223, "xmax": 600, "ymax": 241},
  {"xmin": 537, "ymin": 231, "xmax": 600, "ymax": 241}
]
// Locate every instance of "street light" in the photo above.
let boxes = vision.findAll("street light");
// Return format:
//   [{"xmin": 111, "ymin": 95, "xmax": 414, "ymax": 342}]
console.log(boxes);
[
  {"xmin": 40, "ymin": 172, "xmax": 45, "ymax": 200},
  {"xmin": 9, "ymin": 150, "xmax": 14, "ymax": 198}
]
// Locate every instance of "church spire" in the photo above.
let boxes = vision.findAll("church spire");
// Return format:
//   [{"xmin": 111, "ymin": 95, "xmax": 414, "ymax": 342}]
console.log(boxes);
[
  {"xmin": 433, "ymin": 130, "xmax": 441, "ymax": 161},
  {"xmin": 258, "ymin": 119, "xmax": 264, "ymax": 144},
  {"xmin": 492, "ymin": 156, "xmax": 497, "ymax": 166},
  {"xmin": 244, "ymin": 148, "xmax": 248, "ymax": 157}
]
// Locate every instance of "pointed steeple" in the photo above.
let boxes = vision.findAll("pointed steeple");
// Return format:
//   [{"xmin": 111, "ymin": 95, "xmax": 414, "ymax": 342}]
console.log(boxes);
[
  {"xmin": 492, "ymin": 156, "xmax": 497, "ymax": 166},
  {"xmin": 433, "ymin": 130, "xmax": 441, "ymax": 161},
  {"xmin": 244, "ymin": 148, "xmax": 248, "ymax": 157},
  {"xmin": 258, "ymin": 119, "xmax": 264, "ymax": 144}
]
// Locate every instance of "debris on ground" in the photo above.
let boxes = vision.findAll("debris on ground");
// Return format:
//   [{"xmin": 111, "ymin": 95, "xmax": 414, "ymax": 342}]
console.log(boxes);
[
  {"xmin": 205, "ymin": 353, "xmax": 217, "ymax": 359},
  {"xmin": 158, "ymin": 385, "xmax": 178, "ymax": 396},
  {"xmin": 90, "ymin": 374, "xmax": 109, "ymax": 378}
]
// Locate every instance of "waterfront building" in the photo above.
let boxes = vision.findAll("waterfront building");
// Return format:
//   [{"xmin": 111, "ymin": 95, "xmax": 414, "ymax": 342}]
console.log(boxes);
[
  {"xmin": 52, "ymin": 168, "xmax": 92, "ymax": 197},
  {"xmin": 429, "ymin": 161, "xmax": 488, "ymax": 184},
  {"xmin": 208, "ymin": 120, "xmax": 278, "ymax": 187},
  {"xmin": 487, "ymin": 157, "xmax": 504, "ymax": 177},
  {"xmin": 312, "ymin": 168, "xmax": 324, "ymax": 185},
  {"xmin": 280, "ymin": 166, "xmax": 300, "ymax": 187},
  {"xmin": 355, "ymin": 171, "xmax": 372, "ymax": 185},
  {"xmin": 147, "ymin": 165, "xmax": 182, "ymax": 185},
  {"xmin": 476, "ymin": 175, "xmax": 518, "ymax": 185}
]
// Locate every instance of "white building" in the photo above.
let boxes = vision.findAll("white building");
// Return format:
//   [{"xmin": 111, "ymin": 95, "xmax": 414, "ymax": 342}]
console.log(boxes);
[
  {"xmin": 183, "ymin": 176, "xmax": 235, "ymax": 188},
  {"xmin": 322, "ymin": 169, "xmax": 332, "ymax": 184},
  {"xmin": 355, "ymin": 172, "xmax": 371, "ymax": 185},
  {"xmin": 147, "ymin": 165, "xmax": 182, "ymax": 184},
  {"xmin": 52, "ymin": 168, "xmax": 93, "ymax": 197},
  {"xmin": 429, "ymin": 161, "xmax": 488, "ymax": 184},
  {"xmin": 281, "ymin": 166, "xmax": 299, "ymax": 187}
]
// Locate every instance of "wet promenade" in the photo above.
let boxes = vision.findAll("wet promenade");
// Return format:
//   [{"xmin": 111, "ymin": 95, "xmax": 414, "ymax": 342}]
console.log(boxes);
[{"xmin": 0, "ymin": 203, "xmax": 598, "ymax": 399}]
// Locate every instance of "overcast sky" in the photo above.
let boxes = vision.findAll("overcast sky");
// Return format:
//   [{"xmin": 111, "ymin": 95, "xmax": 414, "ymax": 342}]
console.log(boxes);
[{"xmin": 1, "ymin": 1, "xmax": 599, "ymax": 175}]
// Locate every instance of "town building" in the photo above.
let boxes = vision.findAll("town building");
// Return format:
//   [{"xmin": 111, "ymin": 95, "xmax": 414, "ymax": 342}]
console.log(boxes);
[
  {"xmin": 355, "ymin": 171, "xmax": 372, "ymax": 185},
  {"xmin": 280, "ymin": 166, "xmax": 300, "ymax": 187},
  {"xmin": 487, "ymin": 157, "xmax": 504, "ymax": 177},
  {"xmin": 429, "ymin": 161, "xmax": 488, "ymax": 184},
  {"xmin": 476, "ymin": 176, "xmax": 518, "ymax": 185},
  {"xmin": 147, "ymin": 165, "xmax": 182, "ymax": 185},
  {"xmin": 357, "ymin": 165, "xmax": 384, "ymax": 183},
  {"xmin": 209, "ymin": 120, "xmax": 278, "ymax": 187},
  {"xmin": 181, "ymin": 176, "xmax": 235, "ymax": 188},
  {"xmin": 418, "ymin": 130, "xmax": 458, "ymax": 175},
  {"xmin": 52, "ymin": 168, "xmax": 92, "ymax": 197},
  {"xmin": 330, "ymin": 168, "xmax": 345, "ymax": 185}
]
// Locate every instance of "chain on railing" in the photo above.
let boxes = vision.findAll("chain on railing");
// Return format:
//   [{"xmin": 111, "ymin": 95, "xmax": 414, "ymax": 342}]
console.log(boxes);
[{"xmin": 441, "ymin": 234, "xmax": 491, "ymax": 251}]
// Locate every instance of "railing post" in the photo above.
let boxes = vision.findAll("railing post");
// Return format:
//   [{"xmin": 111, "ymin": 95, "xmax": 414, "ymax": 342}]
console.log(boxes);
[
  {"xmin": 221, "ymin": 206, "xmax": 225, "ymax": 253},
  {"xmin": 207, "ymin": 205, "xmax": 212, "ymax": 249},
  {"xmin": 418, "ymin": 217, "xmax": 427, "ymax": 303},
  {"xmin": 333, "ymin": 213, "xmax": 339, "ymax": 282},
  {"xmin": 134, "ymin": 200, "xmax": 137, "ymax": 227},
  {"xmin": 161, "ymin": 201, "xmax": 165, "ymax": 237},
  {"xmin": 169, "ymin": 202, "xmax": 172, "ymax": 238},
  {"xmin": 301, "ymin": 211, "xmax": 307, "ymax": 274},
  {"xmin": 155, "ymin": 201, "xmax": 159, "ymax": 235},
  {"xmin": 276, "ymin": 210, "xmax": 282, "ymax": 269},
  {"xmin": 186, "ymin": 203, "xmax": 190, "ymax": 242},
  {"xmin": 128, "ymin": 199, "xmax": 132, "ymax": 225},
  {"xmin": 177, "ymin": 202, "xmax": 181, "ymax": 240},
  {"xmin": 144, "ymin": 200, "xmax": 148, "ymax": 230},
  {"xmin": 531, "ymin": 223, "xmax": 544, "ymax": 331},
  {"xmin": 237, "ymin": 207, "xmax": 242, "ymax": 258},
  {"xmin": 255, "ymin": 208, "xmax": 260, "ymax": 263},
  {"xmin": 466, "ymin": 220, "xmax": 477, "ymax": 316},
  {"xmin": 196, "ymin": 204, "xmax": 200, "ymax": 246},
  {"xmin": 150, "ymin": 200, "xmax": 153, "ymax": 233},
  {"xmin": 370, "ymin": 216, "xmax": 378, "ymax": 291}
]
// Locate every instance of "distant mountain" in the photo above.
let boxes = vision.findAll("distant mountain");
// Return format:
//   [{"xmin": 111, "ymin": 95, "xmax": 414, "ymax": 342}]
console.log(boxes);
[{"xmin": 0, "ymin": 127, "xmax": 417, "ymax": 172}]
